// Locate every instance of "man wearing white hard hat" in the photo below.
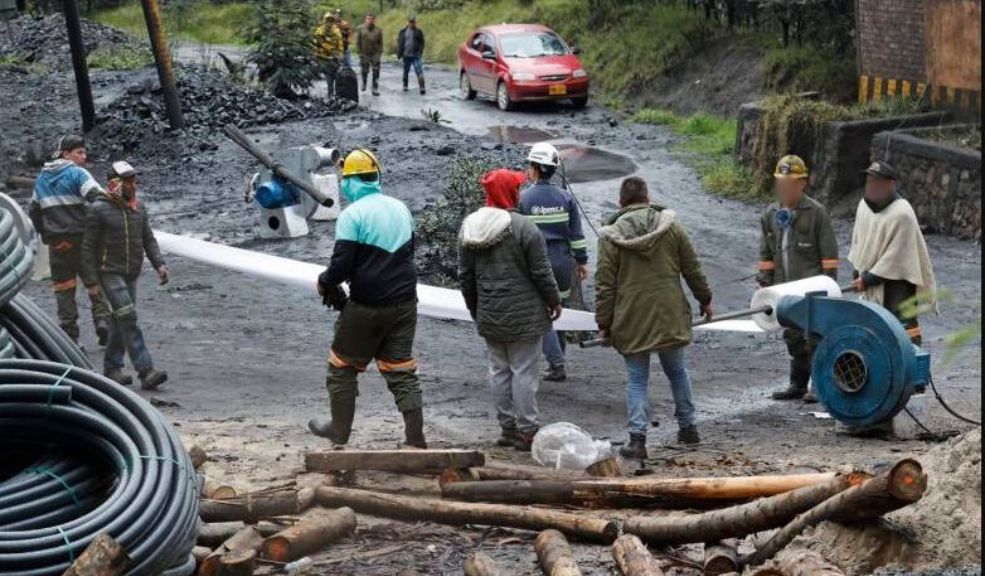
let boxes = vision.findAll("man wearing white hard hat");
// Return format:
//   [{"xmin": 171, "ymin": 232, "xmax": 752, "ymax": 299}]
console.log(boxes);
[
  {"xmin": 517, "ymin": 142, "xmax": 589, "ymax": 382},
  {"xmin": 81, "ymin": 161, "xmax": 169, "ymax": 390}
]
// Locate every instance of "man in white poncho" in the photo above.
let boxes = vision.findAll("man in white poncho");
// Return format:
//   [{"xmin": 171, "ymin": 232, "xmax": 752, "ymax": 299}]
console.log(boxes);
[{"xmin": 848, "ymin": 161, "xmax": 937, "ymax": 344}]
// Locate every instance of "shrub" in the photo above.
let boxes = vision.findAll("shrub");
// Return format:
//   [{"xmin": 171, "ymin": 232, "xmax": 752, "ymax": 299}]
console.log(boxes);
[
  {"xmin": 632, "ymin": 108, "xmax": 678, "ymax": 126},
  {"xmin": 86, "ymin": 45, "xmax": 153, "ymax": 70},
  {"xmin": 245, "ymin": 0, "xmax": 322, "ymax": 98}
]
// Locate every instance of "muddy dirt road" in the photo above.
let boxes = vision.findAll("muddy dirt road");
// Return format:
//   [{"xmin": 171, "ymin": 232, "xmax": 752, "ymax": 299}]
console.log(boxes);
[{"xmin": 3, "ymin": 53, "xmax": 981, "ymax": 574}]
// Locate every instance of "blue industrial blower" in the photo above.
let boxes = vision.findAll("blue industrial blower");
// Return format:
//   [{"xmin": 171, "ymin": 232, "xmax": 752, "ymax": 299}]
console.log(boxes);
[{"xmin": 776, "ymin": 292, "xmax": 932, "ymax": 429}]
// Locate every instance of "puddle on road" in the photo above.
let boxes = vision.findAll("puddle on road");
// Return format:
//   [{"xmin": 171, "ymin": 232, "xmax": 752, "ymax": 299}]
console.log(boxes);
[
  {"xmin": 486, "ymin": 125, "xmax": 556, "ymax": 144},
  {"xmin": 557, "ymin": 144, "xmax": 637, "ymax": 184}
]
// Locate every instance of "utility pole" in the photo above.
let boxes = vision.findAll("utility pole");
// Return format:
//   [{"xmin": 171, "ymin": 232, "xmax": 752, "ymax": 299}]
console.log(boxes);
[
  {"xmin": 62, "ymin": 0, "xmax": 95, "ymax": 131},
  {"xmin": 140, "ymin": 0, "xmax": 184, "ymax": 130}
]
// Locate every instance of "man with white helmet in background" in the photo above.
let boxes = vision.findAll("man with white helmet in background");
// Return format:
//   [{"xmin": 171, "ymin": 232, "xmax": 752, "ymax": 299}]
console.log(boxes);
[
  {"xmin": 309, "ymin": 149, "xmax": 427, "ymax": 449},
  {"xmin": 518, "ymin": 142, "xmax": 589, "ymax": 382}
]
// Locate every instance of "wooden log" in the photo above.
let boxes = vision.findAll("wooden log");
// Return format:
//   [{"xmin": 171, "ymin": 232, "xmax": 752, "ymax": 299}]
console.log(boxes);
[
  {"xmin": 535, "ymin": 530, "xmax": 582, "ymax": 576},
  {"xmin": 440, "ymin": 465, "xmax": 583, "ymax": 485},
  {"xmin": 741, "ymin": 460, "xmax": 925, "ymax": 567},
  {"xmin": 192, "ymin": 546, "xmax": 212, "ymax": 566},
  {"xmin": 197, "ymin": 522, "xmax": 282, "ymax": 548},
  {"xmin": 217, "ymin": 548, "xmax": 255, "ymax": 576},
  {"xmin": 305, "ymin": 449, "xmax": 485, "ymax": 473},
  {"xmin": 776, "ymin": 549, "xmax": 845, "ymax": 576},
  {"xmin": 185, "ymin": 441, "xmax": 208, "ymax": 470},
  {"xmin": 61, "ymin": 534, "xmax": 131, "ymax": 576},
  {"xmin": 201, "ymin": 477, "xmax": 237, "ymax": 500},
  {"xmin": 199, "ymin": 526, "xmax": 264, "ymax": 576},
  {"xmin": 611, "ymin": 534, "xmax": 663, "ymax": 576},
  {"xmin": 704, "ymin": 540, "xmax": 738, "ymax": 576},
  {"xmin": 315, "ymin": 486, "xmax": 618, "ymax": 543},
  {"xmin": 464, "ymin": 552, "xmax": 502, "ymax": 576},
  {"xmin": 585, "ymin": 457, "xmax": 621, "ymax": 478},
  {"xmin": 200, "ymin": 490, "xmax": 310, "ymax": 523},
  {"xmin": 260, "ymin": 507, "xmax": 356, "ymax": 561},
  {"xmin": 624, "ymin": 472, "xmax": 869, "ymax": 545}
]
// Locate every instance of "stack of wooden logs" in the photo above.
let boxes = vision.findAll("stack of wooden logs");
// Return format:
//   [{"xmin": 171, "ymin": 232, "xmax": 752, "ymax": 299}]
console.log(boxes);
[{"xmin": 58, "ymin": 445, "xmax": 929, "ymax": 576}]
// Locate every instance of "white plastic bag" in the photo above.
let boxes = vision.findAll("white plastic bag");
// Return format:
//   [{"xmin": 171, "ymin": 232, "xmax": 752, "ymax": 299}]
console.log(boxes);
[{"xmin": 531, "ymin": 422, "xmax": 612, "ymax": 471}]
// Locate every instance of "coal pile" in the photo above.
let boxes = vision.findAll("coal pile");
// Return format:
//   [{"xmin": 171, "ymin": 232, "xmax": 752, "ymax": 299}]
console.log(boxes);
[
  {"xmin": 0, "ymin": 14, "xmax": 140, "ymax": 69},
  {"xmin": 92, "ymin": 66, "xmax": 356, "ymax": 156}
]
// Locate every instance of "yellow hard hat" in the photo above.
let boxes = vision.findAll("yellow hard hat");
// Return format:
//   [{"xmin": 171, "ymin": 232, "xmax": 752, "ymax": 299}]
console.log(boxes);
[
  {"xmin": 342, "ymin": 149, "xmax": 380, "ymax": 177},
  {"xmin": 774, "ymin": 155, "xmax": 809, "ymax": 179}
]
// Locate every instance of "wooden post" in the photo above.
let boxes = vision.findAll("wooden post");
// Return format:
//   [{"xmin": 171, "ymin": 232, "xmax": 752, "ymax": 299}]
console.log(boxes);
[
  {"xmin": 201, "ymin": 477, "xmax": 237, "ymax": 500},
  {"xmin": 741, "ymin": 460, "xmax": 925, "ymax": 567},
  {"xmin": 703, "ymin": 540, "xmax": 738, "ymax": 576},
  {"xmin": 315, "ymin": 486, "xmax": 618, "ymax": 543},
  {"xmin": 197, "ymin": 522, "xmax": 282, "ymax": 548},
  {"xmin": 535, "ymin": 530, "xmax": 581, "ymax": 576},
  {"xmin": 61, "ymin": 0, "xmax": 94, "ymax": 131},
  {"xmin": 261, "ymin": 507, "xmax": 357, "ymax": 562},
  {"xmin": 624, "ymin": 473, "xmax": 867, "ymax": 545},
  {"xmin": 611, "ymin": 534, "xmax": 663, "ymax": 576},
  {"xmin": 440, "ymin": 465, "xmax": 583, "ymax": 485},
  {"xmin": 199, "ymin": 489, "xmax": 312, "ymax": 523},
  {"xmin": 61, "ymin": 534, "xmax": 131, "ymax": 576},
  {"xmin": 138, "ymin": 0, "xmax": 183, "ymax": 130},
  {"xmin": 199, "ymin": 526, "xmax": 264, "ymax": 576},
  {"xmin": 305, "ymin": 449, "xmax": 485, "ymax": 473},
  {"xmin": 464, "ymin": 552, "xmax": 502, "ymax": 576},
  {"xmin": 217, "ymin": 548, "xmax": 255, "ymax": 576}
]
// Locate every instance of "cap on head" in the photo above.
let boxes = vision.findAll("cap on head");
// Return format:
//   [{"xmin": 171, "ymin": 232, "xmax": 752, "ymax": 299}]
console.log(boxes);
[
  {"xmin": 864, "ymin": 160, "xmax": 897, "ymax": 180},
  {"xmin": 108, "ymin": 161, "xmax": 137, "ymax": 179},
  {"xmin": 773, "ymin": 155, "xmax": 809, "ymax": 180},
  {"xmin": 526, "ymin": 142, "xmax": 561, "ymax": 167},
  {"xmin": 55, "ymin": 135, "xmax": 86, "ymax": 158},
  {"xmin": 342, "ymin": 149, "xmax": 380, "ymax": 178}
]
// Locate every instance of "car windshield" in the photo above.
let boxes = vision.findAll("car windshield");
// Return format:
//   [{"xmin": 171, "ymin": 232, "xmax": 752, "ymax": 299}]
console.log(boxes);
[{"xmin": 499, "ymin": 32, "xmax": 569, "ymax": 58}]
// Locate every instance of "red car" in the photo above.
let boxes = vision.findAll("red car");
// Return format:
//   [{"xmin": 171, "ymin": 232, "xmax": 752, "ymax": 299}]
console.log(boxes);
[{"xmin": 457, "ymin": 24, "xmax": 590, "ymax": 111}]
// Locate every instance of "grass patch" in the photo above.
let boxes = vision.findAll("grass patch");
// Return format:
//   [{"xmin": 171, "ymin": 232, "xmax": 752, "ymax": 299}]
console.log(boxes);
[
  {"xmin": 91, "ymin": 1, "xmax": 253, "ymax": 45},
  {"xmin": 87, "ymin": 45, "xmax": 154, "ymax": 70},
  {"xmin": 764, "ymin": 44, "xmax": 857, "ymax": 104},
  {"xmin": 632, "ymin": 108, "xmax": 755, "ymax": 198}
]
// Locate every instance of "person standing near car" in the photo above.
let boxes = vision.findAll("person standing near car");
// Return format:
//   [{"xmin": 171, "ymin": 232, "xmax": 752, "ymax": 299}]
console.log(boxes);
[
  {"xmin": 81, "ymin": 161, "xmax": 169, "ymax": 390},
  {"xmin": 517, "ymin": 143, "xmax": 589, "ymax": 383},
  {"xmin": 397, "ymin": 14, "xmax": 426, "ymax": 95},
  {"xmin": 356, "ymin": 12, "xmax": 383, "ymax": 96},
  {"xmin": 29, "ymin": 135, "xmax": 111, "ymax": 346},
  {"xmin": 459, "ymin": 169, "xmax": 562, "ymax": 451},
  {"xmin": 595, "ymin": 177, "xmax": 713, "ymax": 456}
]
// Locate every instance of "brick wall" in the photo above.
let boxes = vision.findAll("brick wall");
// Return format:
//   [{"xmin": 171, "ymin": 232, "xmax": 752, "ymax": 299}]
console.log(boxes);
[{"xmin": 858, "ymin": 0, "xmax": 927, "ymax": 82}]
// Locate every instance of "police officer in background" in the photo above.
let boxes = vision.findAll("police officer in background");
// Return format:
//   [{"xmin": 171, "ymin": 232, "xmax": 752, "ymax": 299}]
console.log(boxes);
[{"xmin": 757, "ymin": 155, "xmax": 839, "ymax": 401}]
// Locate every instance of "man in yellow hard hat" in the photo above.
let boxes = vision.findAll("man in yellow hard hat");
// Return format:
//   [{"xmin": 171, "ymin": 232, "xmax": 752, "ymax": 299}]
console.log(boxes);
[
  {"xmin": 309, "ymin": 149, "xmax": 426, "ymax": 448},
  {"xmin": 758, "ymin": 155, "xmax": 839, "ymax": 401}
]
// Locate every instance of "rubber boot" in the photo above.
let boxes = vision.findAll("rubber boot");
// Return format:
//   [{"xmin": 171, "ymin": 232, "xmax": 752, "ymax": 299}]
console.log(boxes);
[
  {"xmin": 496, "ymin": 426, "xmax": 517, "ymax": 447},
  {"xmin": 544, "ymin": 364, "xmax": 567, "ymax": 382},
  {"xmin": 677, "ymin": 424, "xmax": 700, "ymax": 445},
  {"xmin": 514, "ymin": 428, "xmax": 537, "ymax": 452},
  {"xmin": 104, "ymin": 368, "xmax": 132, "ymax": 387},
  {"xmin": 139, "ymin": 368, "xmax": 167, "ymax": 391},
  {"xmin": 618, "ymin": 433, "xmax": 647, "ymax": 460},
  {"xmin": 402, "ymin": 408, "xmax": 427, "ymax": 449},
  {"xmin": 361, "ymin": 71, "xmax": 368, "ymax": 92},
  {"xmin": 418, "ymin": 76, "xmax": 427, "ymax": 95},
  {"xmin": 402, "ymin": 70, "xmax": 409, "ymax": 92},
  {"xmin": 772, "ymin": 359, "xmax": 810, "ymax": 400},
  {"xmin": 372, "ymin": 76, "xmax": 380, "ymax": 96},
  {"xmin": 308, "ymin": 392, "xmax": 356, "ymax": 445},
  {"xmin": 95, "ymin": 319, "xmax": 110, "ymax": 347}
]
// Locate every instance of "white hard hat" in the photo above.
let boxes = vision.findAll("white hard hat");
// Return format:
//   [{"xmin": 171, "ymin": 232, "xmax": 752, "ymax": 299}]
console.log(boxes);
[{"xmin": 526, "ymin": 142, "xmax": 560, "ymax": 167}]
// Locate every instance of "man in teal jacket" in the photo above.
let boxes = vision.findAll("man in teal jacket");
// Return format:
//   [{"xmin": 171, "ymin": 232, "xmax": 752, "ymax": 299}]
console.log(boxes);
[{"xmin": 308, "ymin": 149, "xmax": 426, "ymax": 449}]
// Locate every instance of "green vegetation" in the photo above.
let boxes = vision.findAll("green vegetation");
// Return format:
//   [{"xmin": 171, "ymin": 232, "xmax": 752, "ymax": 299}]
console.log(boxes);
[
  {"xmin": 763, "ymin": 44, "xmax": 857, "ymax": 103},
  {"xmin": 633, "ymin": 108, "xmax": 756, "ymax": 199},
  {"xmin": 86, "ymin": 45, "xmax": 154, "ymax": 70},
  {"xmin": 0, "ymin": 54, "xmax": 28, "ymax": 67},
  {"xmin": 91, "ymin": 1, "xmax": 253, "ymax": 45}
]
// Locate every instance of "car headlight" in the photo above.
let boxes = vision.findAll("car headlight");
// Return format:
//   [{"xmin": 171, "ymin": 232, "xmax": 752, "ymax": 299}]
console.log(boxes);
[
  {"xmin": 572, "ymin": 68, "xmax": 588, "ymax": 79},
  {"xmin": 512, "ymin": 72, "xmax": 536, "ymax": 81}
]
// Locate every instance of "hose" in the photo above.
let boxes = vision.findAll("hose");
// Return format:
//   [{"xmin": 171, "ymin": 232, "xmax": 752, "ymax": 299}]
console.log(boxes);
[
  {"xmin": 0, "ymin": 360, "xmax": 199, "ymax": 575},
  {"xmin": 0, "ymin": 207, "xmax": 34, "ymax": 360},
  {"xmin": 0, "ymin": 294, "xmax": 93, "ymax": 369}
]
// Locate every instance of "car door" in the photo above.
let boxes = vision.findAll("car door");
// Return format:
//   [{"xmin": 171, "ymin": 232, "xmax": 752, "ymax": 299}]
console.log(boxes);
[
  {"xmin": 473, "ymin": 33, "xmax": 499, "ymax": 94},
  {"xmin": 463, "ymin": 32, "xmax": 485, "ymax": 91}
]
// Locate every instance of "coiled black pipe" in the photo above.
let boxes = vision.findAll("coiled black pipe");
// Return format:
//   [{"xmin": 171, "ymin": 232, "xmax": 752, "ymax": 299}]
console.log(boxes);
[
  {"xmin": 0, "ymin": 360, "xmax": 198, "ymax": 575},
  {"xmin": 0, "ymin": 207, "xmax": 34, "ymax": 359},
  {"xmin": 0, "ymin": 294, "xmax": 93, "ymax": 369}
]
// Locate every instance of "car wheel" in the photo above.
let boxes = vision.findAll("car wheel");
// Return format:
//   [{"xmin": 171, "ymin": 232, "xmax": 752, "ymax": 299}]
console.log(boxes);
[
  {"xmin": 496, "ymin": 81, "xmax": 514, "ymax": 111},
  {"xmin": 460, "ymin": 71, "xmax": 477, "ymax": 101},
  {"xmin": 571, "ymin": 96, "xmax": 589, "ymax": 109}
]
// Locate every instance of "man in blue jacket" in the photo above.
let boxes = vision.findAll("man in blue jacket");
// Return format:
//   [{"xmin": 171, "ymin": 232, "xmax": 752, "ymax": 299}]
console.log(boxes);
[
  {"xmin": 517, "ymin": 143, "xmax": 589, "ymax": 382},
  {"xmin": 308, "ymin": 149, "xmax": 426, "ymax": 448},
  {"xmin": 29, "ymin": 135, "xmax": 111, "ymax": 345}
]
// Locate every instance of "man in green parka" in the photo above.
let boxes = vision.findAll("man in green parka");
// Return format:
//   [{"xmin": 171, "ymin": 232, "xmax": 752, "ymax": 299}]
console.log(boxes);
[{"xmin": 596, "ymin": 177, "xmax": 714, "ymax": 458}]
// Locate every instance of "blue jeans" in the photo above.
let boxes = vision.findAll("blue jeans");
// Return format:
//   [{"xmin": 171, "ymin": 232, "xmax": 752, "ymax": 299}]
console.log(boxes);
[
  {"xmin": 624, "ymin": 347, "xmax": 695, "ymax": 434},
  {"xmin": 101, "ymin": 274, "xmax": 153, "ymax": 373},
  {"xmin": 542, "ymin": 328, "xmax": 566, "ymax": 367},
  {"xmin": 402, "ymin": 55, "xmax": 423, "ymax": 79}
]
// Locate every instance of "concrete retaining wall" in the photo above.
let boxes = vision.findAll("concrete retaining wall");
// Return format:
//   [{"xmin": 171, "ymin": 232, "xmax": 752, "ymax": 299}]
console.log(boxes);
[{"xmin": 871, "ymin": 127, "xmax": 981, "ymax": 239}]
